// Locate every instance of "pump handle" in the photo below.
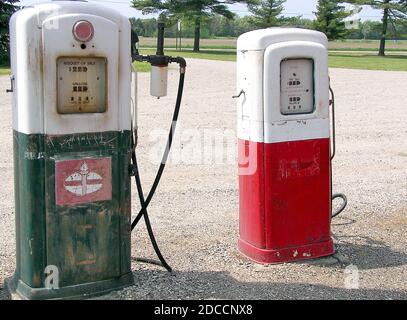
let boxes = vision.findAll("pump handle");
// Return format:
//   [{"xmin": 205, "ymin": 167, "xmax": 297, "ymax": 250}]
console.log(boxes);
[
  {"xmin": 329, "ymin": 85, "xmax": 336, "ymax": 160},
  {"xmin": 156, "ymin": 22, "xmax": 165, "ymax": 56},
  {"xmin": 131, "ymin": 29, "xmax": 140, "ymax": 58},
  {"xmin": 6, "ymin": 75, "xmax": 14, "ymax": 93}
]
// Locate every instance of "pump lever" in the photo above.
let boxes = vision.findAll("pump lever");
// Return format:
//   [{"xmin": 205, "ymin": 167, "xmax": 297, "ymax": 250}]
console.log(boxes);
[
  {"xmin": 6, "ymin": 75, "xmax": 14, "ymax": 93},
  {"xmin": 329, "ymin": 85, "xmax": 336, "ymax": 160},
  {"xmin": 130, "ymin": 29, "xmax": 140, "ymax": 58},
  {"xmin": 232, "ymin": 89, "xmax": 245, "ymax": 99},
  {"xmin": 156, "ymin": 22, "xmax": 165, "ymax": 56}
]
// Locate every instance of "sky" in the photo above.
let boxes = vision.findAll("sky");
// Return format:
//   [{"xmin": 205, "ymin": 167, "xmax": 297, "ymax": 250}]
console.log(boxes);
[{"xmin": 18, "ymin": 0, "xmax": 383, "ymax": 21}]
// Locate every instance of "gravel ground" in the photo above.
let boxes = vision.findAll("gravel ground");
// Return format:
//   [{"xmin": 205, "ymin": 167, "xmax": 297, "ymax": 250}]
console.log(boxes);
[{"xmin": 0, "ymin": 58, "xmax": 406, "ymax": 300}]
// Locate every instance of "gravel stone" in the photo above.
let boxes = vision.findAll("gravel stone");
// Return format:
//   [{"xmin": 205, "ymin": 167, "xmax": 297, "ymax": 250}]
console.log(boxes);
[{"xmin": 0, "ymin": 59, "xmax": 406, "ymax": 300}]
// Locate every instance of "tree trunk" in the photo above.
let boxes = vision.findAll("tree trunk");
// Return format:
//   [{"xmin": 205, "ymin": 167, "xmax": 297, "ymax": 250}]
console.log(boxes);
[
  {"xmin": 379, "ymin": 3, "xmax": 389, "ymax": 56},
  {"xmin": 193, "ymin": 17, "xmax": 201, "ymax": 52}
]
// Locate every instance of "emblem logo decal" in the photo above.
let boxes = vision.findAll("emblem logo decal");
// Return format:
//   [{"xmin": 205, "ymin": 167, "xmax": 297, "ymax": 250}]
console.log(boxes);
[
  {"xmin": 55, "ymin": 157, "xmax": 112, "ymax": 205},
  {"xmin": 64, "ymin": 162, "xmax": 103, "ymax": 196}
]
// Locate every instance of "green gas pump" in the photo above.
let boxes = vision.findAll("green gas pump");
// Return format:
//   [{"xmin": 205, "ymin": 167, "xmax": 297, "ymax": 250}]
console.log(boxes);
[{"xmin": 6, "ymin": 0, "xmax": 186, "ymax": 300}]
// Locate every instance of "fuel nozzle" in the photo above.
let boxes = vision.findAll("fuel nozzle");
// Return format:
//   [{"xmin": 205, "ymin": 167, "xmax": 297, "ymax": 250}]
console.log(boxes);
[
  {"xmin": 132, "ymin": 22, "xmax": 187, "ymax": 99},
  {"xmin": 156, "ymin": 22, "xmax": 165, "ymax": 56},
  {"xmin": 131, "ymin": 29, "xmax": 140, "ymax": 57},
  {"xmin": 150, "ymin": 22, "xmax": 168, "ymax": 99},
  {"xmin": 129, "ymin": 24, "xmax": 187, "ymax": 274}
]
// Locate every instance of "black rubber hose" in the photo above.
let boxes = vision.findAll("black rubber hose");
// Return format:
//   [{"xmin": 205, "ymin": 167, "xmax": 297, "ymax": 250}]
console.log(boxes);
[
  {"xmin": 131, "ymin": 71, "xmax": 185, "ymax": 230},
  {"xmin": 130, "ymin": 66, "xmax": 186, "ymax": 272},
  {"xmin": 131, "ymin": 147, "xmax": 172, "ymax": 272},
  {"xmin": 332, "ymin": 193, "xmax": 348, "ymax": 218},
  {"xmin": 329, "ymin": 84, "xmax": 348, "ymax": 219},
  {"xmin": 133, "ymin": 257, "xmax": 168, "ymax": 268},
  {"xmin": 329, "ymin": 86, "xmax": 336, "ymax": 161}
]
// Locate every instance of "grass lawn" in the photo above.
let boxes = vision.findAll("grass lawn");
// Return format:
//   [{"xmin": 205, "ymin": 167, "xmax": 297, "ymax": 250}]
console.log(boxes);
[
  {"xmin": 2, "ymin": 50, "xmax": 405, "ymax": 75},
  {"xmin": 328, "ymin": 53, "xmax": 407, "ymax": 71},
  {"xmin": 329, "ymin": 39, "xmax": 407, "ymax": 51},
  {"xmin": 138, "ymin": 49, "xmax": 407, "ymax": 72},
  {"xmin": 330, "ymin": 47, "xmax": 407, "ymax": 53},
  {"xmin": 140, "ymin": 49, "xmax": 237, "ymax": 62},
  {"xmin": 134, "ymin": 49, "xmax": 236, "ymax": 72},
  {"xmin": 133, "ymin": 61, "xmax": 151, "ymax": 73},
  {"xmin": 0, "ymin": 66, "xmax": 10, "ymax": 75},
  {"xmin": 139, "ymin": 37, "xmax": 407, "ymax": 52}
]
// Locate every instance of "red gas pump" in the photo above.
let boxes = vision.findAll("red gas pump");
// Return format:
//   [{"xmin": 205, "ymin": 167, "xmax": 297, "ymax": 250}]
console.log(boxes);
[{"xmin": 236, "ymin": 28, "xmax": 347, "ymax": 264}]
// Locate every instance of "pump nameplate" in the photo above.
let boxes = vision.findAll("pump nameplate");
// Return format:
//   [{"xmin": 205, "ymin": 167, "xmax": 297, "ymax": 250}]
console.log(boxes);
[
  {"xmin": 57, "ymin": 57, "xmax": 107, "ymax": 114},
  {"xmin": 55, "ymin": 157, "xmax": 112, "ymax": 206}
]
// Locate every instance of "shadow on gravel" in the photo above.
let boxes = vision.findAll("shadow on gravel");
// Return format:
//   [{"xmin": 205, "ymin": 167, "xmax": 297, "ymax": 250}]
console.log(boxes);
[
  {"xmin": 0, "ymin": 288, "xmax": 10, "ymax": 300},
  {"xmin": 331, "ymin": 217, "xmax": 357, "ymax": 226},
  {"xmin": 128, "ymin": 269, "xmax": 407, "ymax": 300},
  {"xmin": 2, "ymin": 268, "xmax": 405, "ymax": 300},
  {"xmin": 333, "ymin": 235, "xmax": 407, "ymax": 270},
  {"xmin": 2, "ymin": 234, "xmax": 405, "ymax": 300}
]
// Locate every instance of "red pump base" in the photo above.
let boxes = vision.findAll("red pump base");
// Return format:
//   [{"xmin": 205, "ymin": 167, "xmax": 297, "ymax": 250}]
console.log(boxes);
[
  {"xmin": 238, "ymin": 138, "xmax": 335, "ymax": 265},
  {"xmin": 238, "ymin": 238, "xmax": 334, "ymax": 265}
]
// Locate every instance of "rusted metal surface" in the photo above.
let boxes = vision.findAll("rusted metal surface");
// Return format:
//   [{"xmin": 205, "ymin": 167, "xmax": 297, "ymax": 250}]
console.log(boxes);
[
  {"xmin": 13, "ymin": 130, "xmax": 133, "ymax": 296},
  {"xmin": 13, "ymin": 131, "xmax": 47, "ymax": 288}
]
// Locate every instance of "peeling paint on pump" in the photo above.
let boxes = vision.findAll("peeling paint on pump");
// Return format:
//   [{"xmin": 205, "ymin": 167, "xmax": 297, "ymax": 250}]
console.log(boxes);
[{"xmin": 7, "ymin": 0, "xmax": 134, "ymax": 299}]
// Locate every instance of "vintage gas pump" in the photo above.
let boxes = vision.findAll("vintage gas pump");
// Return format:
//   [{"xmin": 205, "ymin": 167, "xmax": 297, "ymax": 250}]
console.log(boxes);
[
  {"xmin": 7, "ymin": 0, "xmax": 186, "ymax": 299},
  {"xmin": 236, "ymin": 28, "xmax": 347, "ymax": 264}
]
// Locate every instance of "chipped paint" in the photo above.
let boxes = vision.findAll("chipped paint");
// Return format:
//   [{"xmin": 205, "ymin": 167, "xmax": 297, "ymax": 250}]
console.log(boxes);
[
  {"xmin": 13, "ymin": 130, "xmax": 133, "ymax": 294},
  {"xmin": 24, "ymin": 151, "xmax": 45, "ymax": 160},
  {"xmin": 10, "ymin": 1, "xmax": 134, "ymax": 298},
  {"xmin": 29, "ymin": 238, "xmax": 34, "ymax": 255},
  {"xmin": 77, "ymin": 259, "xmax": 97, "ymax": 266}
]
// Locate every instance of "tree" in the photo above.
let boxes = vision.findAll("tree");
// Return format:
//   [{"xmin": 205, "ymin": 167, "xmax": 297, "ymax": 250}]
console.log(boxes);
[
  {"xmin": 247, "ymin": 0, "xmax": 286, "ymax": 28},
  {"xmin": 282, "ymin": 16, "xmax": 316, "ymax": 29},
  {"xmin": 345, "ymin": 0, "xmax": 407, "ymax": 56},
  {"xmin": 314, "ymin": 0, "xmax": 352, "ymax": 40},
  {"xmin": 132, "ymin": 0, "xmax": 250, "ymax": 52},
  {"xmin": 361, "ymin": 20, "xmax": 382, "ymax": 39},
  {"xmin": 130, "ymin": 17, "xmax": 159, "ymax": 37},
  {"xmin": 0, "ymin": 0, "xmax": 19, "ymax": 65}
]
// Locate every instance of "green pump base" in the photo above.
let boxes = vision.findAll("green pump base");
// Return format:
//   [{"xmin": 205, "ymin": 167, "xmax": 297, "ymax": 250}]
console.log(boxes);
[{"xmin": 5, "ymin": 273, "xmax": 134, "ymax": 300}]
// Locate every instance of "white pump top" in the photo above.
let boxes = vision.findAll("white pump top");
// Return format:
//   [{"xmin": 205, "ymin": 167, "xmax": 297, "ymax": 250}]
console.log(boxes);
[
  {"xmin": 236, "ymin": 28, "xmax": 330, "ymax": 144},
  {"xmin": 10, "ymin": 0, "xmax": 132, "ymax": 135},
  {"xmin": 237, "ymin": 28, "xmax": 328, "ymax": 51}
]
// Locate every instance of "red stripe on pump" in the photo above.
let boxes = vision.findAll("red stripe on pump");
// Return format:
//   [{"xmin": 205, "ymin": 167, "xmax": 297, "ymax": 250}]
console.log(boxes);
[{"xmin": 238, "ymin": 138, "xmax": 334, "ymax": 264}]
